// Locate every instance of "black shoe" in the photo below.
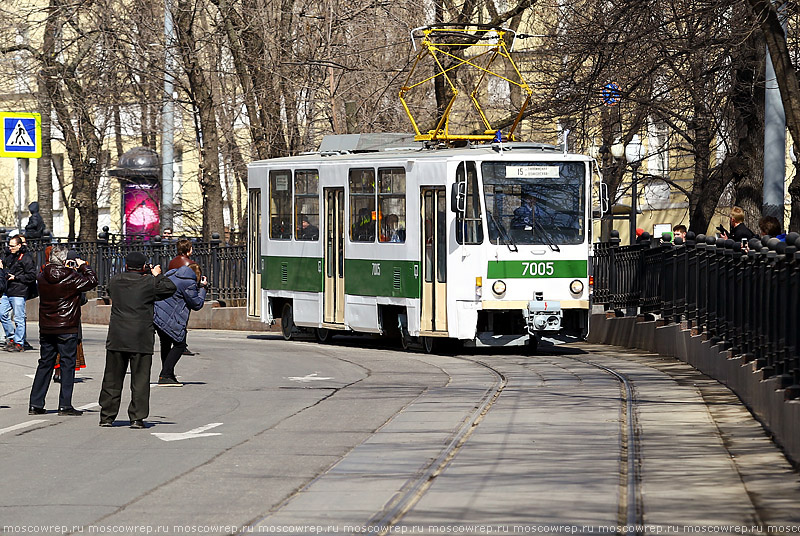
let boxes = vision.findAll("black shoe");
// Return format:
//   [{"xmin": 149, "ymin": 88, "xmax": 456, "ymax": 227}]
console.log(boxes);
[
  {"xmin": 28, "ymin": 406, "xmax": 46, "ymax": 415},
  {"xmin": 183, "ymin": 348, "xmax": 196, "ymax": 356},
  {"xmin": 99, "ymin": 421, "xmax": 113, "ymax": 427},
  {"xmin": 158, "ymin": 376, "xmax": 183, "ymax": 386},
  {"xmin": 58, "ymin": 407, "xmax": 83, "ymax": 416},
  {"xmin": 130, "ymin": 419, "xmax": 146, "ymax": 429},
  {"xmin": 53, "ymin": 373, "xmax": 61, "ymax": 383},
  {"xmin": 23, "ymin": 342, "xmax": 34, "ymax": 350}
]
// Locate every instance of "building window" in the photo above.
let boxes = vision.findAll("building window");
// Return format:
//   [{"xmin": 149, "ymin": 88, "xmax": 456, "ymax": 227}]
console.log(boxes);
[
  {"xmin": 269, "ymin": 170, "xmax": 292, "ymax": 240},
  {"xmin": 349, "ymin": 168, "xmax": 375, "ymax": 242},
  {"xmin": 294, "ymin": 170, "xmax": 319, "ymax": 241},
  {"xmin": 378, "ymin": 168, "xmax": 405, "ymax": 243}
]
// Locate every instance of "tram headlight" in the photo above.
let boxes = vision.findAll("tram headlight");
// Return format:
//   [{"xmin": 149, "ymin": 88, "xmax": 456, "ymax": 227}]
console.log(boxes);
[
  {"xmin": 569, "ymin": 279, "xmax": 584, "ymax": 295},
  {"xmin": 492, "ymin": 280, "xmax": 506, "ymax": 296},
  {"xmin": 492, "ymin": 279, "xmax": 506, "ymax": 296}
]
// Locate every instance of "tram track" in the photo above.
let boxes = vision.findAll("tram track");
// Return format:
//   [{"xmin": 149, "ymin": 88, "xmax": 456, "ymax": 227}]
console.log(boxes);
[
  {"xmin": 237, "ymin": 346, "xmax": 642, "ymax": 534},
  {"xmin": 366, "ymin": 353, "xmax": 642, "ymax": 535},
  {"xmin": 570, "ymin": 357, "xmax": 643, "ymax": 533},
  {"xmin": 364, "ymin": 357, "xmax": 508, "ymax": 536}
]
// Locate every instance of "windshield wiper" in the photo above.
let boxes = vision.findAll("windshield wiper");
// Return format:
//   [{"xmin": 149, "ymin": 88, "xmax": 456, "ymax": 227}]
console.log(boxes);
[
  {"xmin": 487, "ymin": 210, "xmax": 517, "ymax": 252},
  {"xmin": 534, "ymin": 220, "xmax": 561, "ymax": 252}
]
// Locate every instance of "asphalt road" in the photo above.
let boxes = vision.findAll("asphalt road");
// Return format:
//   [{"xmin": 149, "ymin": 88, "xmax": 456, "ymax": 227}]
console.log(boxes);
[{"xmin": 1, "ymin": 324, "xmax": 799, "ymax": 535}]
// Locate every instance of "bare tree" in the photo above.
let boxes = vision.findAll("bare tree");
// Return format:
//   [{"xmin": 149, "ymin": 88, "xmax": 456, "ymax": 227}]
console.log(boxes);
[{"xmin": 173, "ymin": 0, "xmax": 225, "ymax": 239}]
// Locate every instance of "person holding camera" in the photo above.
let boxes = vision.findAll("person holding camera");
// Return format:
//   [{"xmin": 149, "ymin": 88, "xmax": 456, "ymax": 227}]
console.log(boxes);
[
  {"xmin": 99, "ymin": 251, "xmax": 176, "ymax": 429},
  {"xmin": 168, "ymin": 238, "xmax": 198, "ymax": 356},
  {"xmin": 28, "ymin": 245, "xmax": 97, "ymax": 416},
  {"xmin": 53, "ymin": 250, "xmax": 89, "ymax": 383},
  {"xmin": 153, "ymin": 263, "xmax": 207, "ymax": 386},
  {"xmin": 719, "ymin": 206, "xmax": 755, "ymax": 243},
  {"xmin": 2, "ymin": 234, "xmax": 36, "ymax": 352}
]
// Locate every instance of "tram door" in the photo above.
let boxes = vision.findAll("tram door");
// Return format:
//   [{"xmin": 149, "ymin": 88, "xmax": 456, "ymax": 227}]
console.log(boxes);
[
  {"xmin": 421, "ymin": 188, "xmax": 447, "ymax": 333},
  {"xmin": 324, "ymin": 188, "xmax": 345, "ymax": 324},
  {"xmin": 247, "ymin": 188, "xmax": 261, "ymax": 319}
]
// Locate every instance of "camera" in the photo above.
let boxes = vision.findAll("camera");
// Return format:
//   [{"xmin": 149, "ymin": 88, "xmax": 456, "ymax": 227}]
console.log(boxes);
[
  {"xmin": 65, "ymin": 260, "xmax": 77, "ymax": 269},
  {"xmin": 716, "ymin": 224, "xmax": 727, "ymax": 235},
  {"xmin": 142, "ymin": 263, "xmax": 152, "ymax": 273}
]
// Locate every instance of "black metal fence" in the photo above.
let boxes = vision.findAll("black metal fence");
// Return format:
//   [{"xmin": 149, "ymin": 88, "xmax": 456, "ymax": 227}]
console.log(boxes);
[
  {"xmin": 19, "ymin": 235, "xmax": 247, "ymax": 305},
  {"xmin": 593, "ymin": 230, "xmax": 800, "ymax": 400}
]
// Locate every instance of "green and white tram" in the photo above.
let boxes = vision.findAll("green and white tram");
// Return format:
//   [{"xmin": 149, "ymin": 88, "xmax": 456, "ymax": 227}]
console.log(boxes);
[{"xmin": 246, "ymin": 135, "xmax": 593, "ymax": 352}]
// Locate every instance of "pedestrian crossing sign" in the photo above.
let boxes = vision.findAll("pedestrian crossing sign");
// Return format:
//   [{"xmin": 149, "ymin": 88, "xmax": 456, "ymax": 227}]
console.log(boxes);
[{"xmin": 0, "ymin": 112, "xmax": 41, "ymax": 158}]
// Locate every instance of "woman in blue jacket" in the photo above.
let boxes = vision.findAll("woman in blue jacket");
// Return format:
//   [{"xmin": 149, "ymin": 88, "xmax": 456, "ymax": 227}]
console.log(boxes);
[{"xmin": 153, "ymin": 263, "xmax": 207, "ymax": 386}]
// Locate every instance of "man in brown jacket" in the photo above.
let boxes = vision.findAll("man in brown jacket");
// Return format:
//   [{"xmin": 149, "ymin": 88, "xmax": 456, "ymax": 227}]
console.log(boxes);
[{"xmin": 29, "ymin": 245, "xmax": 98, "ymax": 416}]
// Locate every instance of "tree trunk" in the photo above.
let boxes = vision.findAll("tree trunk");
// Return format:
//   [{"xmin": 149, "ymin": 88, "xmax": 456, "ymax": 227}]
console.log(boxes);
[
  {"xmin": 688, "ymin": 116, "xmax": 726, "ymax": 235},
  {"xmin": 175, "ymin": 0, "xmax": 225, "ymax": 240},
  {"xmin": 731, "ymin": 30, "xmax": 766, "ymax": 231},
  {"xmin": 35, "ymin": 0, "xmax": 59, "ymax": 234},
  {"xmin": 36, "ymin": 71, "xmax": 53, "ymax": 234}
]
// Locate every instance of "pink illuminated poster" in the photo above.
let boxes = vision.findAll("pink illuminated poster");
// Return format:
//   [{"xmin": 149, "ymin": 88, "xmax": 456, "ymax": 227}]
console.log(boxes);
[{"xmin": 123, "ymin": 184, "xmax": 160, "ymax": 237}]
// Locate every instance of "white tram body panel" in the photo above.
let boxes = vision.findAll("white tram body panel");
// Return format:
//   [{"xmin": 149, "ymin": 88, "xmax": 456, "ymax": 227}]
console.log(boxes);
[{"xmin": 247, "ymin": 140, "xmax": 592, "ymax": 349}]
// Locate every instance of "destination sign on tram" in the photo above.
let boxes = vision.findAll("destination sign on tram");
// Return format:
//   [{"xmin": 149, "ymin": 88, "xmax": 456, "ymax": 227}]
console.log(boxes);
[{"xmin": 506, "ymin": 165, "xmax": 560, "ymax": 179}]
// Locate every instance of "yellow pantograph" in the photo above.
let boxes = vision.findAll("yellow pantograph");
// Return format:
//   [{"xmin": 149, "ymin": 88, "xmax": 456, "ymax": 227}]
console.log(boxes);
[{"xmin": 399, "ymin": 25, "xmax": 533, "ymax": 143}]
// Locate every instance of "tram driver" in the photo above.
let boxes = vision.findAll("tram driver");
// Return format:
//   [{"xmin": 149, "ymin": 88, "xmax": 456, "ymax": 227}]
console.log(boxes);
[{"xmin": 511, "ymin": 193, "xmax": 535, "ymax": 230}]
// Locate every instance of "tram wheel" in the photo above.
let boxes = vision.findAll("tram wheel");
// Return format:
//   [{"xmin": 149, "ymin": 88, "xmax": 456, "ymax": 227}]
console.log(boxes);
[
  {"xmin": 281, "ymin": 303, "xmax": 294, "ymax": 341},
  {"xmin": 315, "ymin": 328, "xmax": 331, "ymax": 343},
  {"xmin": 527, "ymin": 334, "xmax": 539, "ymax": 354},
  {"xmin": 422, "ymin": 336, "xmax": 436, "ymax": 354}
]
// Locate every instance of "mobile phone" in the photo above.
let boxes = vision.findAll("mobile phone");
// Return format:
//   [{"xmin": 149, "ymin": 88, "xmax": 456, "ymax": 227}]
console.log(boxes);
[{"xmin": 741, "ymin": 238, "xmax": 748, "ymax": 247}]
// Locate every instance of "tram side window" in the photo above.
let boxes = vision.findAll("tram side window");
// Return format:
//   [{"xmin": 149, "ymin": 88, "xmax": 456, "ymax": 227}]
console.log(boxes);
[
  {"xmin": 269, "ymin": 170, "xmax": 292, "ymax": 240},
  {"xmin": 378, "ymin": 168, "xmax": 406, "ymax": 243},
  {"xmin": 455, "ymin": 161, "xmax": 484, "ymax": 244},
  {"xmin": 349, "ymin": 168, "xmax": 376, "ymax": 242},
  {"xmin": 294, "ymin": 169, "xmax": 319, "ymax": 241}
]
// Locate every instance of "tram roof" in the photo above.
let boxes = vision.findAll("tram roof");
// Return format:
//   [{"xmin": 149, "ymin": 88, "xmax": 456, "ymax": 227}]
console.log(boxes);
[{"xmin": 249, "ymin": 140, "xmax": 592, "ymax": 169}]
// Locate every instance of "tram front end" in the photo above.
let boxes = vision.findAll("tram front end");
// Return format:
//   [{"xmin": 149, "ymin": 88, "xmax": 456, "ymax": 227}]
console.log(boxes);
[{"xmin": 450, "ymin": 156, "xmax": 591, "ymax": 349}]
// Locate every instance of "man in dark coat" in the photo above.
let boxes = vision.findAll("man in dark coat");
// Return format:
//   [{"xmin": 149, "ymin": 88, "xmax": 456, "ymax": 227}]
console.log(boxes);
[
  {"xmin": 28, "ymin": 245, "xmax": 98, "ymax": 416},
  {"xmin": 99, "ymin": 251, "xmax": 176, "ymax": 429},
  {"xmin": 720, "ymin": 206, "xmax": 755, "ymax": 243},
  {"xmin": 1, "ymin": 235, "xmax": 37, "ymax": 352},
  {"xmin": 24, "ymin": 201, "xmax": 46, "ymax": 239}
]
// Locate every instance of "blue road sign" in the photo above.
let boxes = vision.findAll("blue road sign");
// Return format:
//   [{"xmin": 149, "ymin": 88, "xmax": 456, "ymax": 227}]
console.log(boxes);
[
  {"xmin": 601, "ymin": 83, "xmax": 621, "ymax": 107},
  {"xmin": 1, "ymin": 112, "xmax": 41, "ymax": 158}
]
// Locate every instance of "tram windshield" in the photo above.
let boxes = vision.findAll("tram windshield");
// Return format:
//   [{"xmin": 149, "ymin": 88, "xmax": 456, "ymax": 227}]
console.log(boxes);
[{"xmin": 481, "ymin": 161, "xmax": 585, "ymax": 245}]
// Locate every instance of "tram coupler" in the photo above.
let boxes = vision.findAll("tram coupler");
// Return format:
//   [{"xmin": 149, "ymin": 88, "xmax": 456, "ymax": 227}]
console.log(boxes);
[{"xmin": 525, "ymin": 300, "xmax": 562, "ymax": 334}]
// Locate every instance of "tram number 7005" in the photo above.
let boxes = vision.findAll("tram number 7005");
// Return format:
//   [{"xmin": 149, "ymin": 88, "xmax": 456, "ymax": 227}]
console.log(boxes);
[{"xmin": 521, "ymin": 261, "xmax": 555, "ymax": 277}]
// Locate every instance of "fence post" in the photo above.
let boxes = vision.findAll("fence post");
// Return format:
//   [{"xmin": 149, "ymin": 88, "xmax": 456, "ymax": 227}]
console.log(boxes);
[
  {"xmin": 785, "ymin": 234, "xmax": 800, "ymax": 399},
  {"xmin": 210, "ymin": 232, "xmax": 222, "ymax": 302}
]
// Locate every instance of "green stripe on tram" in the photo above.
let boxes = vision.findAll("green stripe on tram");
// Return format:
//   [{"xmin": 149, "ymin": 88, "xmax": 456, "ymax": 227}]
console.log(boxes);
[
  {"xmin": 487, "ymin": 260, "xmax": 588, "ymax": 279},
  {"xmin": 263, "ymin": 256, "xmax": 323, "ymax": 292},
  {"xmin": 344, "ymin": 259, "xmax": 420, "ymax": 298},
  {"xmin": 262, "ymin": 256, "xmax": 420, "ymax": 298}
]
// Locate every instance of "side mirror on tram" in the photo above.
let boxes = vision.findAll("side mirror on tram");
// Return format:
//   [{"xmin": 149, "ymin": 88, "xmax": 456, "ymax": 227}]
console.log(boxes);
[{"xmin": 451, "ymin": 181, "xmax": 466, "ymax": 213}]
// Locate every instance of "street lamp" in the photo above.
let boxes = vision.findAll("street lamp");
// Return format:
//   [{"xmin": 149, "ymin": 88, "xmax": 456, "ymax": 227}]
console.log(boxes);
[{"xmin": 611, "ymin": 135, "xmax": 645, "ymax": 244}]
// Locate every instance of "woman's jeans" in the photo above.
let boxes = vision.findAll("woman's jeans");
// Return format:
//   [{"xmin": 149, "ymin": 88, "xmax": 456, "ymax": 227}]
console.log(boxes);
[{"xmin": 1, "ymin": 296, "xmax": 26, "ymax": 345}]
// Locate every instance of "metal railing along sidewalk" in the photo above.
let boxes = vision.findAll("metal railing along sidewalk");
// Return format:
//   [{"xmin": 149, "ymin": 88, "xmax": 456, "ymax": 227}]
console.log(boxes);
[
  {"xmin": 19, "ymin": 234, "xmax": 246, "ymax": 305},
  {"xmin": 593, "ymin": 230, "xmax": 800, "ymax": 400}
]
